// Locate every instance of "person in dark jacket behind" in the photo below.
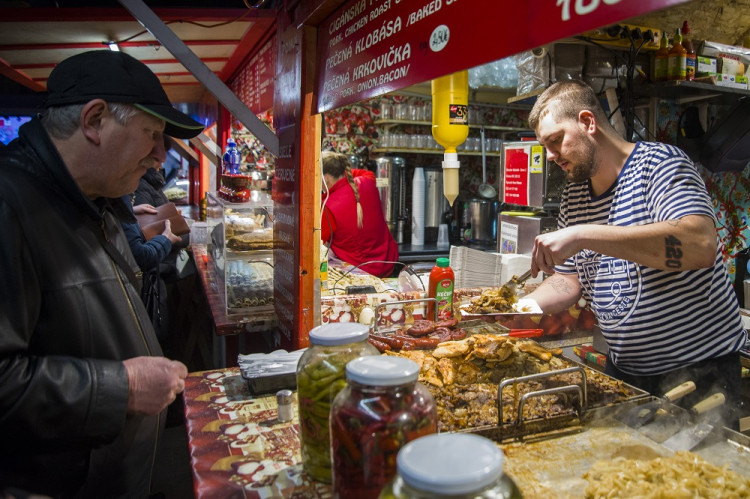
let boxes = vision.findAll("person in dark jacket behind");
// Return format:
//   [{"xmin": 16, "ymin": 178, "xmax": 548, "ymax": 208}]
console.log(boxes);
[
  {"xmin": 131, "ymin": 144, "xmax": 195, "ymax": 356},
  {"xmin": 321, "ymin": 150, "xmax": 399, "ymax": 277},
  {"xmin": 0, "ymin": 50, "xmax": 203, "ymax": 498},
  {"xmin": 120, "ymin": 192, "xmax": 182, "ymax": 341}
]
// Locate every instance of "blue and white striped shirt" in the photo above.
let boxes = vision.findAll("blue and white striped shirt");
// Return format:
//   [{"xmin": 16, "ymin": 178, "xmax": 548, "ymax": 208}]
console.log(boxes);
[{"xmin": 556, "ymin": 141, "xmax": 746, "ymax": 375}]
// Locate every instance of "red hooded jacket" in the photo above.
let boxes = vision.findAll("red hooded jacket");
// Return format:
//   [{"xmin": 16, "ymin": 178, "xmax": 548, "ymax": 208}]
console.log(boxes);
[{"xmin": 321, "ymin": 169, "xmax": 399, "ymax": 277}]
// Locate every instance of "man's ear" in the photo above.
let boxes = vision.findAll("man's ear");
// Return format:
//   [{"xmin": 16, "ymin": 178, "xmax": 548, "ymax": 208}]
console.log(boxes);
[
  {"xmin": 80, "ymin": 99, "xmax": 108, "ymax": 145},
  {"xmin": 578, "ymin": 110, "xmax": 596, "ymax": 134}
]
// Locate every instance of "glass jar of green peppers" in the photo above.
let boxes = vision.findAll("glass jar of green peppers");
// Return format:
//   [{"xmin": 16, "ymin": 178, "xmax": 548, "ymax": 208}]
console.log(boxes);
[
  {"xmin": 330, "ymin": 356, "xmax": 437, "ymax": 498},
  {"xmin": 296, "ymin": 322, "xmax": 378, "ymax": 483}
]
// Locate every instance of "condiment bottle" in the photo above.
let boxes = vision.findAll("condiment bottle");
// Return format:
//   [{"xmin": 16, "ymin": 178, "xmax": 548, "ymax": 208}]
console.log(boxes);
[
  {"xmin": 427, "ymin": 257, "xmax": 455, "ymax": 321},
  {"xmin": 653, "ymin": 30, "xmax": 670, "ymax": 82},
  {"xmin": 431, "ymin": 70, "xmax": 469, "ymax": 207},
  {"xmin": 320, "ymin": 241, "xmax": 329, "ymax": 294},
  {"xmin": 681, "ymin": 20, "xmax": 696, "ymax": 81},
  {"xmin": 276, "ymin": 389, "xmax": 294, "ymax": 422},
  {"xmin": 668, "ymin": 28, "xmax": 687, "ymax": 81},
  {"xmin": 331, "ymin": 356, "xmax": 437, "ymax": 499},
  {"xmin": 296, "ymin": 323, "xmax": 379, "ymax": 483},
  {"xmin": 379, "ymin": 433, "xmax": 522, "ymax": 499}
]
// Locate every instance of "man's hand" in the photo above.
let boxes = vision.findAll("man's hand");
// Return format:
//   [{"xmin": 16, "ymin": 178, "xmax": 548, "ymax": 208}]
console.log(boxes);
[
  {"xmin": 133, "ymin": 204, "xmax": 157, "ymax": 215},
  {"xmin": 531, "ymin": 226, "xmax": 583, "ymax": 276},
  {"xmin": 123, "ymin": 357, "xmax": 188, "ymax": 415},
  {"xmin": 161, "ymin": 219, "xmax": 182, "ymax": 244}
]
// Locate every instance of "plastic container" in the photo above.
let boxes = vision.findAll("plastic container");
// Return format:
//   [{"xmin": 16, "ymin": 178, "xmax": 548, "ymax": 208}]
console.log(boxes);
[
  {"xmin": 681, "ymin": 21, "xmax": 696, "ymax": 81},
  {"xmin": 296, "ymin": 323, "xmax": 379, "ymax": 483},
  {"xmin": 331, "ymin": 356, "xmax": 437, "ymax": 499},
  {"xmin": 668, "ymin": 28, "xmax": 687, "ymax": 81},
  {"xmin": 427, "ymin": 257, "xmax": 455, "ymax": 321},
  {"xmin": 379, "ymin": 433, "xmax": 522, "ymax": 499}
]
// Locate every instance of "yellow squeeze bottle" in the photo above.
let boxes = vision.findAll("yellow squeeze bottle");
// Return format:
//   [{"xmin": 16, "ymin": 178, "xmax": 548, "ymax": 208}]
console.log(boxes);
[{"xmin": 431, "ymin": 70, "xmax": 469, "ymax": 207}]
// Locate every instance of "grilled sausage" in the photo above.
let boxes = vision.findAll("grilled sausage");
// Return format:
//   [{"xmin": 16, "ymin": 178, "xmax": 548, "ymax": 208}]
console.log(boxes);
[
  {"xmin": 407, "ymin": 320, "xmax": 438, "ymax": 337},
  {"xmin": 368, "ymin": 337, "xmax": 391, "ymax": 353},
  {"xmin": 436, "ymin": 318, "xmax": 459, "ymax": 329}
]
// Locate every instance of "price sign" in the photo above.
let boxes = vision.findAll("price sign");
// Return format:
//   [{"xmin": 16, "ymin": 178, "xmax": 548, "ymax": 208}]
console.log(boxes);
[{"xmin": 316, "ymin": 0, "xmax": 690, "ymax": 112}]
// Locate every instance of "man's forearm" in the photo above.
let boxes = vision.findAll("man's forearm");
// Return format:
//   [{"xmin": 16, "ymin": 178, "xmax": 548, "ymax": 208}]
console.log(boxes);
[
  {"xmin": 525, "ymin": 273, "xmax": 581, "ymax": 314},
  {"xmin": 578, "ymin": 215, "xmax": 716, "ymax": 271}
]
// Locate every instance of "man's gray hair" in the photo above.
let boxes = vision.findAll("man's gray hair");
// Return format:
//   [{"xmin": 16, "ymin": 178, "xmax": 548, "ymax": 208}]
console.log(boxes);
[{"xmin": 41, "ymin": 103, "xmax": 139, "ymax": 139}]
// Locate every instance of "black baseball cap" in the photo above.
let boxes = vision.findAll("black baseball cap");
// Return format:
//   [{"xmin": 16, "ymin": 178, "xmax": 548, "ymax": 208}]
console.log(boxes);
[{"xmin": 44, "ymin": 50, "xmax": 204, "ymax": 139}]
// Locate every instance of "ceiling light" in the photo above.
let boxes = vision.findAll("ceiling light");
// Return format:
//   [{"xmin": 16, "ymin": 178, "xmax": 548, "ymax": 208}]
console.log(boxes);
[{"xmin": 108, "ymin": 42, "xmax": 120, "ymax": 52}]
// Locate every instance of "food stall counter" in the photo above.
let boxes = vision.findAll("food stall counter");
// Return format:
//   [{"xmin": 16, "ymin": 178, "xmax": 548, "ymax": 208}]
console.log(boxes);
[
  {"xmin": 182, "ymin": 367, "xmax": 331, "ymax": 498},
  {"xmin": 182, "ymin": 364, "xmax": 750, "ymax": 499}
]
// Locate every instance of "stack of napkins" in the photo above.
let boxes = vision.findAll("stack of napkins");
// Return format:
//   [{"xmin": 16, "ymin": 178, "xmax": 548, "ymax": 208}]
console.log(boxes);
[
  {"xmin": 238, "ymin": 349, "xmax": 305, "ymax": 394},
  {"xmin": 449, "ymin": 246, "xmax": 504, "ymax": 289},
  {"xmin": 449, "ymin": 247, "xmax": 542, "ymax": 289}
]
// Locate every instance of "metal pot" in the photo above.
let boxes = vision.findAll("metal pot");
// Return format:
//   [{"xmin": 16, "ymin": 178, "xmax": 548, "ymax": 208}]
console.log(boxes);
[{"xmin": 467, "ymin": 197, "xmax": 499, "ymax": 244}]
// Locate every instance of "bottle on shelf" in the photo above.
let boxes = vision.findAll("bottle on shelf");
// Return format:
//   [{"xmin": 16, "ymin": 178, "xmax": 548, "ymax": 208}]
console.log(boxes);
[
  {"xmin": 222, "ymin": 137, "xmax": 241, "ymax": 174},
  {"xmin": 681, "ymin": 20, "xmax": 696, "ymax": 82},
  {"xmin": 667, "ymin": 27, "xmax": 687, "ymax": 81},
  {"xmin": 427, "ymin": 257, "xmax": 455, "ymax": 321},
  {"xmin": 653, "ymin": 30, "xmax": 670, "ymax": 82}
]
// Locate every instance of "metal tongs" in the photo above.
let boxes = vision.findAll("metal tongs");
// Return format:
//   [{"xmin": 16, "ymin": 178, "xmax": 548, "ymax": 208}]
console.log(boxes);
[{"xmin": 505, "ymin": 269, "xmax": 533, "ymax": 293}]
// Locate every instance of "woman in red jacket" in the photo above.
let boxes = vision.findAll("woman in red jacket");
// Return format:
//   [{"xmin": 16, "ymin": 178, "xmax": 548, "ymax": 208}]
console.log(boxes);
[{"xmin": 321, "ymin": 151, "xmax": 399, "ymax": 277}]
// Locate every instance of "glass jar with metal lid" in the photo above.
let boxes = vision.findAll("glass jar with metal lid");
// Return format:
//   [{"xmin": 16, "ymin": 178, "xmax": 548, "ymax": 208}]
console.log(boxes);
[
  {"xmin": 296, "ymin": 322, "xmax": 378, "ymax": 483},
  {"xmin": 330, "ymin": 355, "xmax": 437, "ymax": 498},
  {"xmin": 379, "ymin": 433, "xmax": 522, "ymax": 499}
]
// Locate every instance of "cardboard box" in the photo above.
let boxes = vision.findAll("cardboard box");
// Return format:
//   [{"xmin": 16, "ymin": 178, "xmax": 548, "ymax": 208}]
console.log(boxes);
[
  {"xmin": 696, "ymin": 56, "xmax": 717, "ymax": 76},
  {"xmin": 715, "ymin": 74, "xmax": 749, "ymax": 90}
]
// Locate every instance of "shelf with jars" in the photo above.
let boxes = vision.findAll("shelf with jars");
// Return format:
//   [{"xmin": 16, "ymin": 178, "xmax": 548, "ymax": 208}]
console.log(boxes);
[
  {"xmin": 376, "ymin": 129, "xmax": 507, "ymax": 156},
  {"xmin": 374, "ymin": 119, "xmax": 529, "ymax": 132},
  {"xmin": 371, "ymin": 147, "xmax": 502, "ymax": 156}
]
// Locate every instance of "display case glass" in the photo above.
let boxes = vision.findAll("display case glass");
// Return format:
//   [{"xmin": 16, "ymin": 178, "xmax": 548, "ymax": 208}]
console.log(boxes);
[{"xmin": 206, "ymin": 191, "xmax": 275, "ymax": 315}]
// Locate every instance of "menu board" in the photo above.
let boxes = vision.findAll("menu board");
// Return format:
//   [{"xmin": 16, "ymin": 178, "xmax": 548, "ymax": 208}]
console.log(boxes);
[
  {"xmin": 230, "ymin": 35, "xmax": 276, "ymax": 114},
  {"xmin": 316, "ymin": 0, "xmax": 691, "ymax": 112},
  {"xmin": 272, "ymin": 27, "xmax": 303, "ymax": 350}
]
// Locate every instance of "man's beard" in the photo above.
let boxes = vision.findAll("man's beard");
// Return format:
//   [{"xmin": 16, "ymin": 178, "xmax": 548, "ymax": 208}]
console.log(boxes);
[{"xmin": 563, "ymin": 140, "xmax": 597, "ymax": 183}]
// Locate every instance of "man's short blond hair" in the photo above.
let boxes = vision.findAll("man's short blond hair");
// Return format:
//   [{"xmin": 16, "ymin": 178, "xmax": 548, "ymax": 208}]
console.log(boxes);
[{"xmin": 528, "ymin": 79, "xmax": 613, "ymax": 133}]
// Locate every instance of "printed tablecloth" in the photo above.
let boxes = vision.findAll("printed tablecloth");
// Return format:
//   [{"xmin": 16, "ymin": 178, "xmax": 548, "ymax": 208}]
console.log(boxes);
[{"xmin": 183, "ymin": 367, "xmax": 332, "ymax": 498}]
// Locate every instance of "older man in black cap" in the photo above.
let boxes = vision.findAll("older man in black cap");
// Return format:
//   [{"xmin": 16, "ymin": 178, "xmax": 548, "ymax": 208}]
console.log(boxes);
[{"xmin": 0, "ymin": 51, "xmax": 204, "ymax": 498}]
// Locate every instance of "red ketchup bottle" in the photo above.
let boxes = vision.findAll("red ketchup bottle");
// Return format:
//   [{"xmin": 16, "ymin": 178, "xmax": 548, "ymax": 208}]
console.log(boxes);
[{"xmin": 427, "ymin": 257, "xmax": 455, "ymax": 321}]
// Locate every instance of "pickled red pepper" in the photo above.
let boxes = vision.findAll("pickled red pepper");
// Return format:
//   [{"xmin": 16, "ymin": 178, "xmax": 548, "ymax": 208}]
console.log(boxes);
[{"xmin": 330, "ymin": 356, "xmax": 437, "ymax": 499}]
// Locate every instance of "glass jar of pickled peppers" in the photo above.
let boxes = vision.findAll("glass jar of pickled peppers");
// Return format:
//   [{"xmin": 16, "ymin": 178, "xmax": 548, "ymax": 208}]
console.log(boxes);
[
  {"xmin": 331, "ymin": 356, "xmax": 437, "ymax": 499},
  {"xmin": 296, "ymin": 322, "xmax": 378, "ymax": 483},
  {"xmin": 379, "ymin": 433, "xmax": 522, "ymax": 499}
]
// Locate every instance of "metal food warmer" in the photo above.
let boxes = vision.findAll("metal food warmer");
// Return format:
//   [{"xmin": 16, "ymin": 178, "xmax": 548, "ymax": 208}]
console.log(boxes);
[{"xmin": 373, "ymin": 306, "xmax": 750, "ymax": 495}]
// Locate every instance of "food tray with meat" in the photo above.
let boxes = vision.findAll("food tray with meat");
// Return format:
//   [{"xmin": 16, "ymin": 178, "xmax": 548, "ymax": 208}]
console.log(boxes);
[
  {"xmin": 382, "ymin": 331, "xmax": 648, "ymax": 440},
  {"xmin": 498, "ymin": 401, "xmax": 750, "ymax": 498}
]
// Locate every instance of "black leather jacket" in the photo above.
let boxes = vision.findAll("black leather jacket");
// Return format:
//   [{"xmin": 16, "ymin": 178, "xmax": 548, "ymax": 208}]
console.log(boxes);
[{"xmin": 0, "ymin": 118, "xmax": 163, "ymax": 498}]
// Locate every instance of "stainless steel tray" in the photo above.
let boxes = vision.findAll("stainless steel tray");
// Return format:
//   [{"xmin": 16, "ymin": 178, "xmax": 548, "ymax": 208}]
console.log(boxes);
[
  {"xmin": 451, "ymin": 360, "xmax": 649, "ymax": 441},
  {"xmin": 497, "ymin": 399, "xmax": 750, "ymax": 498}
]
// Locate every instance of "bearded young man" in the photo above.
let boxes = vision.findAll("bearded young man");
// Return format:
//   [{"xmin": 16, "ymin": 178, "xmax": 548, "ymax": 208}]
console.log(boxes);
[{"xmin": 522, "ymin": 79, "xmax": 746, "ymax": 427}]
